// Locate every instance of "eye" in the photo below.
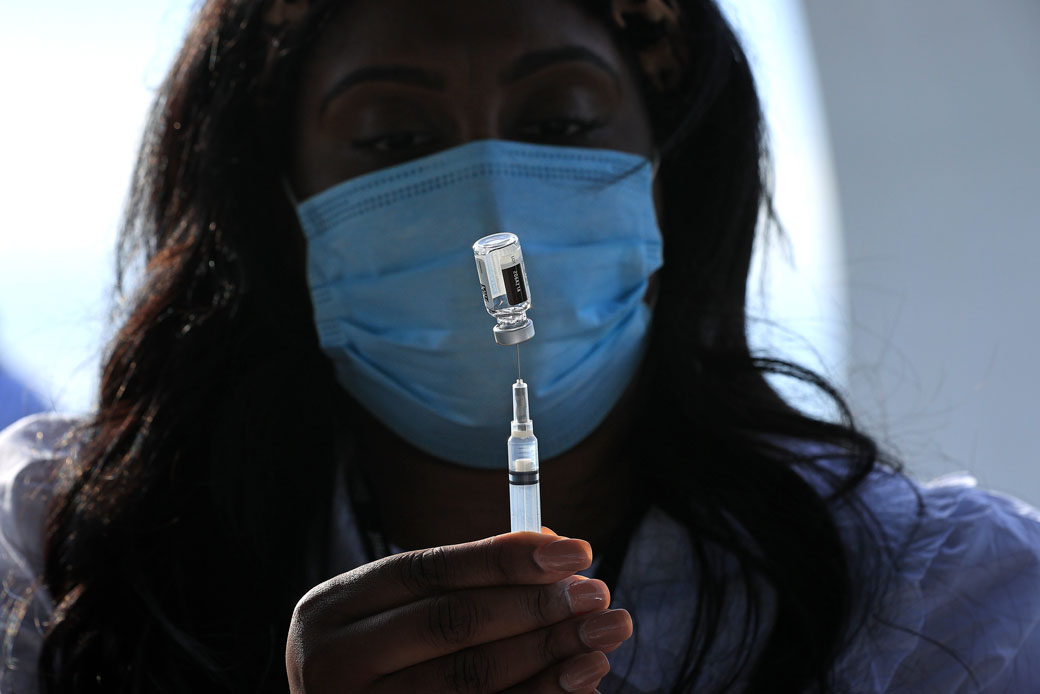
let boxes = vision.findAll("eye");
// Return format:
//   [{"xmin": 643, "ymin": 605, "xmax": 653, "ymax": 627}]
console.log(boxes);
[
  {"xmin": 352, "ymin": 131, "xmax": 437, "ymax": 153},
  {"xmin": 516, "ymin": 117, "xmax": 605, "ymax": 141}
]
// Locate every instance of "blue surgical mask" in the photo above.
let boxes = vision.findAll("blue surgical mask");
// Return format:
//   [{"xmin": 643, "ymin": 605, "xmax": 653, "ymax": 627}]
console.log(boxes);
[{"xmin": 296, "ymin": 139, "xmax": 663, "ymax": 468}]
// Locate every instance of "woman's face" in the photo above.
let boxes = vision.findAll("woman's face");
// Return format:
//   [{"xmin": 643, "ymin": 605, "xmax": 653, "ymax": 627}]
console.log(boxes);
[{"xmin": 288, "ymin": 0, "xmax": 656, "ymax": 198}]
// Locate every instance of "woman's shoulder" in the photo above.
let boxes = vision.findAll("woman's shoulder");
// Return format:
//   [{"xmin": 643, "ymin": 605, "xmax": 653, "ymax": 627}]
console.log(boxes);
[
  {"xmin": 830, "ymin": 463, "xmax": 1040, "ymax": 691},
  {"xmin": 0, "ymin": 411, "xmax": 81, "ymax": 468},
  {"xmin": 0, "ymin": 413, "xmax": 82, "ymax": 571},
  {"xmin": 830, "ymin": 460, "xmax": 1040, "ymax": 567},
  {"xmin": 0, "ymin": 413, "xmax": 82, "ymax": 692},
  {"xmin": 839, "ymin": 463, "xmax": 1040, "ymax": 598}
]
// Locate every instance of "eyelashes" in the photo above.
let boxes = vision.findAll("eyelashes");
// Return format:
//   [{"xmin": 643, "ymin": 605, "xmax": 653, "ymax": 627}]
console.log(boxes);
[
  {"xmin": 515, "ymin": 116, "xmax": 606, "ymax": 140},
  {"xmin": 352, "ymin": 131, "xmax": 437, "ymax": 153},
  {"xmin": 351, "ymin": 116, "xmax": 607, "ymax": 155}
]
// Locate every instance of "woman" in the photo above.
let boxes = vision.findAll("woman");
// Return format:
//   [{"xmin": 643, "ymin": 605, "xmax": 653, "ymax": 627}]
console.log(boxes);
[{"xmin": 2, "ymin": 0, "xmax": 1038, "ymax": 692}]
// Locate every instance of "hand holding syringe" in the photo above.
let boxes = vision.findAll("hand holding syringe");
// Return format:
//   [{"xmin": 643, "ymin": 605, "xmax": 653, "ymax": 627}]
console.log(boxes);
[
  {"xmin": 473, "ymin": 232, "xmax": 541, "ymax": 533},
  {"xmin": 286, "ymin": 233, "xmax": 631, "ymax": 693}
]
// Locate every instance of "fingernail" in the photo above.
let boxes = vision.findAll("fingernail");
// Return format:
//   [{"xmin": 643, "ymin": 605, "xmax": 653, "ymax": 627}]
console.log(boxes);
[
  {"xmin": 559, "ymin": 651, "xmax": 609, "ymax": 692},
  {"xmin": 580, "ymin": 609, "xmax": 632, "ymax": 649},
  {"xmin": 565, "ymin": 578, "xmax": 609, "ymax": 614},
  {"xmin": 534, "ymin": 539, "xmax": 592, "ymax": 572}
]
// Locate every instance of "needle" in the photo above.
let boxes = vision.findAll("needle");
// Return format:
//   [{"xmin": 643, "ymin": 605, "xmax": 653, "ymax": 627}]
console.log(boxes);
[{"xmin": 516, "ymin": 343, "xmax": 521, "ymax": 380}]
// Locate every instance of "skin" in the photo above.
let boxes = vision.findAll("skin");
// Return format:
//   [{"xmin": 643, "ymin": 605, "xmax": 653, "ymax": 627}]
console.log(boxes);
[{"xmin": 285, "ymin": 1, "xmax": 656, "ymax": 691}]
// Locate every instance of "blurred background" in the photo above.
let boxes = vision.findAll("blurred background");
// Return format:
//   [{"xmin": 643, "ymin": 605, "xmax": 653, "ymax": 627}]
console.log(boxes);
[
  {"xmin": 0, "ymin": 1, "xmax": 1036, "ymax": 503},
  {"xmin": 802, "ymin": 0, "xmax": 1040, "ymax": 502}
]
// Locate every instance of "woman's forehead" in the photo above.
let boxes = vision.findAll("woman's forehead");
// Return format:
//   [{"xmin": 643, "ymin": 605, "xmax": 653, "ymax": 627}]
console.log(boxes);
[{"xmin": 309, "ymin": 0, "xmax": 619, "ymax": 70}]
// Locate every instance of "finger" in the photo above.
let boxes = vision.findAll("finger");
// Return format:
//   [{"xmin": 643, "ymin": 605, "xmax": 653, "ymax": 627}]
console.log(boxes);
[
  {"xmin": 295, "ymin": 533, "xmax": 593, "ymax": 624},
  {"xmin": 374, "ymin": 609, "xmax": 632, "ymax": 694},
  {"xmin": 354, "ymin": 576, "xmax": 611, "ymax": 674},
  {"xmin": 499, "ymin": 651, "xmax": 610, "ymax": 694}
]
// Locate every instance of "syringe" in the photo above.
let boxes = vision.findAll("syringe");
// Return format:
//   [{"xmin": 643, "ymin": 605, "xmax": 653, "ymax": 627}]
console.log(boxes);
[
  {"xmin": 507, "ymin": 378, "xmax": 541, "ymax": 533},
  {"xmin": 473, "ymin": 232, "xmax": 542, "ymax": 533}
]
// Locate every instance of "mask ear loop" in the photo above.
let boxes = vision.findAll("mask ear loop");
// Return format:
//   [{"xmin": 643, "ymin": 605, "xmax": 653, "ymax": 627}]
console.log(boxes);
[{"xmin": 641, "ymin": 147, "xmax": 663, "ymax": 311}]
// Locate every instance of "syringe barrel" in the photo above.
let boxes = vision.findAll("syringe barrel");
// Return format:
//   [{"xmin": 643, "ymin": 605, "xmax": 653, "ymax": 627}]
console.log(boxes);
[{"xmin": 507, "ymin": 434, "xmax": 540, "ymax": 533}]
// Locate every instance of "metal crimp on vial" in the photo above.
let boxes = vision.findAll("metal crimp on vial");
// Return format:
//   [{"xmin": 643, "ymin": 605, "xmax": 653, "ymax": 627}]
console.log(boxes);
[{"xmin": 472, "ymin": 232, "xmax": 535, "ymax": 346}]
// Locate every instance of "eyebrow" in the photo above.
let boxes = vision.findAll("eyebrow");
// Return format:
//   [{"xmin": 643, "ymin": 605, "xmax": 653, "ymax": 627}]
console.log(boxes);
[
  {"xmin": 320, "ymin": 66, "xmax": 447, "ymax": 113},
  {"xmin": 499, "ymin": 45, "xmax": 620, "ymax": 87},
  {"xmin": 319, "ymin": 45, "xmax": 620, "ymax": 113}
]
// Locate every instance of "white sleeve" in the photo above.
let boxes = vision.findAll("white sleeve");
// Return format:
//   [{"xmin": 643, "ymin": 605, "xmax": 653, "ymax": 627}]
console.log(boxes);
[{"xmin": 0, "ymin": 414, "xmax": 77, "ymax": 693}]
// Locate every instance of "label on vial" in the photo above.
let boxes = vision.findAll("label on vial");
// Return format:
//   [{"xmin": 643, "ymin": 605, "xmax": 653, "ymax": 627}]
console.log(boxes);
[
  {"xmin": 501, "ymin": 262, "xmax": 528, "ymax": 305},
  {"xmin": 474, "ymin": 258, "xmax": 491, "ymax": 305}
]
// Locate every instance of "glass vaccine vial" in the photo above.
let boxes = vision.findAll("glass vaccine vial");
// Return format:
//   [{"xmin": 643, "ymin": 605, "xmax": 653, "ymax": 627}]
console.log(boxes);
[{"xmin": 472, "ymin": 232, "xmax": 535, "ymax": 345}]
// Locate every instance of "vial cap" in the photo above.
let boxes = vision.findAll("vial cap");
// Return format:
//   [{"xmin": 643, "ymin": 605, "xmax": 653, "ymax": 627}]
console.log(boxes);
[{"xmin": 493, "ymin": 320, "xmax": 535, "ymax": 345}]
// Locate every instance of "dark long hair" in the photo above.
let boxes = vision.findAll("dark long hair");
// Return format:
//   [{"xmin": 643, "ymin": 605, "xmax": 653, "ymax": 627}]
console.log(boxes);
[{"xmin": 31, "ymin": 1, "xmax": 891, "ymax": 691}]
